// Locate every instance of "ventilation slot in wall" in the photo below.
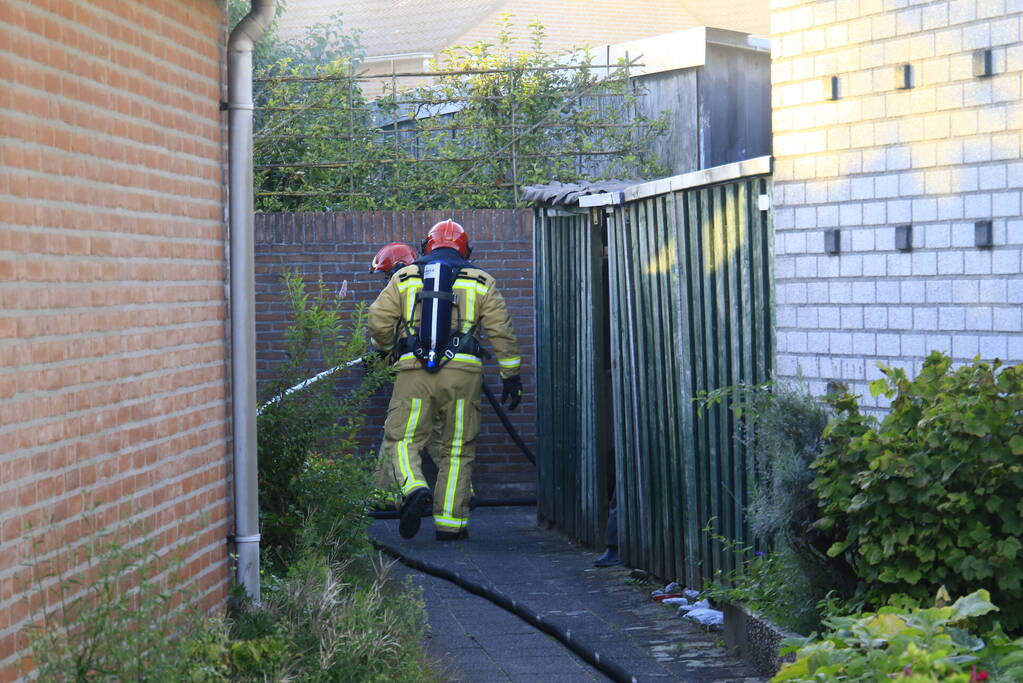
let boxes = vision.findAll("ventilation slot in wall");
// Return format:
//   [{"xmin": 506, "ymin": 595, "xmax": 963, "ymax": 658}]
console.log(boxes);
[
  {"xmin": 975, "ymin": 220, "xmax": 993, "ymax": 248},
  {"xmin": 973, "ymin": 49, "xmax": 993, "ymax": 78},
  {"xmin": 895, "ymin": 63, "xmax": 914, "ymax": 89},
  {"xmin": 828, "ymin": 75, "xmax": 841, "ymax": 100},
  {"xmin": 895, "ymin": 224, "xmax": 913, "ymax": 251},
  {"xmin": 825, "ymin": 229, "xmax": 841, "ymax": 254}
]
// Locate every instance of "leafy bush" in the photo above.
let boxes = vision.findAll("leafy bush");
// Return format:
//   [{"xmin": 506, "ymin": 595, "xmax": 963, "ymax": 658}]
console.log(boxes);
[
  {"xmin": 773, "ymin": 590, "xmax": 1023, "ymax": 682},
  {"xmin": 257, "ymin": 269, "xmax": 388, "ymax": 568},
  {"xmin": 700, "ymin": 382, "xmax": 849, "ymax": 633},
  {"xmin": 294, "ymin": 454, "xmax": 375, "ymax": 558},
  {"xmin": 812, "ymin": 353, "xmax": 1023, "ymax": 631}
]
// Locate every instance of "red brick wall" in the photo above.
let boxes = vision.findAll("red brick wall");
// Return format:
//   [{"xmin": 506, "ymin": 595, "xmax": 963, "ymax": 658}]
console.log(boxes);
[
  {"xmin": 254, "ymin": 210, "xmax": 537, "ymax": 498},
  {"xmin": 0, "ymin": 1, "xmax": 229, "ymax": 678}
]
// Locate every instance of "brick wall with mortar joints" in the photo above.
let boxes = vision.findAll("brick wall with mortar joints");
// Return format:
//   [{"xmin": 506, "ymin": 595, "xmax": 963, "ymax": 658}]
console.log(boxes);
[
  {"xmin": 771, "ymin": 0, "xmax": 1023, "ymax": 409},
  {"xmin": 0, "ymin": 1, "xmax": 231, "ymax": 677},
  {"xmin": 254, "ymin": 210, "xmax": 537, "ymax": 497}
]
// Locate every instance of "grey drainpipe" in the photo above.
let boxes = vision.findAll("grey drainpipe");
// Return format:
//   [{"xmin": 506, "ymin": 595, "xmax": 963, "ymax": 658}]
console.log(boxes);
[{"xmin": 227, "ymin": 0, "xmax": 274, "ymax": 601}]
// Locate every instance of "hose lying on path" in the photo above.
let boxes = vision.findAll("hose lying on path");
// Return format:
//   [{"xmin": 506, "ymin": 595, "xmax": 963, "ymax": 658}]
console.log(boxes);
[{"xmin": 373, "ymin": 537, "xmax": 639, "ymax": 683}]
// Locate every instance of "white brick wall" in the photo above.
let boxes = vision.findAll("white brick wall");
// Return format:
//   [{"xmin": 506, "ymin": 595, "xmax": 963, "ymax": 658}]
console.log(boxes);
[{"xmin": 772, "ymin": 0, "xmax": 1023, "ymax": 407}]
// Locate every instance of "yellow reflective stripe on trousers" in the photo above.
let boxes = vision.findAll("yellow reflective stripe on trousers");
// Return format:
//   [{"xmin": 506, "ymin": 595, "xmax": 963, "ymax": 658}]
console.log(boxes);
[
  {"xmin": 442, "ymin": 399, "xmax": 465, "ymax": 521},
  {"xmin": 498, "ymin": 356, "xmax": 521, "ymax": 369},
  {"xmin": 434, "ymin": 514, "xmax": 468, "ymax": 529},
  {"xmin": 398, "ymin": 398, "xmax": 426, "ymax": 495}
]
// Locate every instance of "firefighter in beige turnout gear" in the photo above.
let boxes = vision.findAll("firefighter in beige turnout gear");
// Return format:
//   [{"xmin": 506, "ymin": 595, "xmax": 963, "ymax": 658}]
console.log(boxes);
[{"xmin": 369, "ymin": 220, "xmax": 523, "ymax": 541}]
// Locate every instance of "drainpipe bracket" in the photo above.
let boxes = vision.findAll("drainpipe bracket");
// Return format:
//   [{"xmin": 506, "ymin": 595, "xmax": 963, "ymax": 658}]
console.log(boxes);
[{"xmin": 231, "ymin": 534, "xmax": 262, "ymax": 543}]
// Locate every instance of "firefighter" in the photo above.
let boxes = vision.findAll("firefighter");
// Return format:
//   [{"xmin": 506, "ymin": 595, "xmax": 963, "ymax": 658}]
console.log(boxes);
[{"xmin": 368, "ymin": 220, "xmax": 523, "ymax": 541}]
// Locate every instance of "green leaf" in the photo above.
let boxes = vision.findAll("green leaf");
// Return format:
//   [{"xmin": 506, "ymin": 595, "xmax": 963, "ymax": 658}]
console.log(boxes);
[
  {"xmin": 827, "ymin": 540, "xmax": 850, "ymax": 558},
  {"xmin": 997, "ymin": 650, "xmax": 1023, "ymax": 667},
  {"xmin": 948, "ymin": 627, "xmax": 985, "ymax": 652},
  {"xmin": 770, "ymin": 657, "xmax": 810, "ymax": 682},
  {"xmin": 868, "ymin": 378, "xmax": 889, "ymax": 397},
  {"xmin": 897, "ymin": 566, "xmax": 922, "ymax": 584},
  {"xmin": 949, "ymin": 590, "xmax": 998, "ymax": 620},
  {"xmin": 1010, "ymin": 434, "xmax": 1023, "ymax": 455}
]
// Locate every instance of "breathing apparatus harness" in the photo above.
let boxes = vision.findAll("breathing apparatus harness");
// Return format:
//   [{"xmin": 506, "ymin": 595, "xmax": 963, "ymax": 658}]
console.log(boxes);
[{"xmin": 396, "ymin": 259, "xmax": 489, "ymax": 373}]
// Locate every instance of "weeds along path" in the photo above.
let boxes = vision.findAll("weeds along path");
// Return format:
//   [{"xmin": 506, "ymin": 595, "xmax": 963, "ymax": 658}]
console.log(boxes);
[{"xmin": 369, "ymin": 506, "xmax": 765, "ymax": 683}]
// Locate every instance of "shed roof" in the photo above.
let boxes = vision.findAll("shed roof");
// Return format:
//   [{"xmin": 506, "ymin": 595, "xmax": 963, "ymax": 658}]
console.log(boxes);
[{"xmin": 520, "ymin": 180, "xmax": 634, "ymax": 206}]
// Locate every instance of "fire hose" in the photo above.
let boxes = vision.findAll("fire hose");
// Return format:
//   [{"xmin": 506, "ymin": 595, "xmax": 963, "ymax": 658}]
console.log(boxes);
[{"xmin": 372, "ymin": 537, "xmax": 638, "ymax": 683}]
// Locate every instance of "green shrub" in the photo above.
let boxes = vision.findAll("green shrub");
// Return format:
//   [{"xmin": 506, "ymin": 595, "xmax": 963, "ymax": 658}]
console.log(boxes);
[
  {"xmin": 294, "ymin": 454, "xmax": 375, "ymax": 560},
  {"xmin": 813, "ymin": 353, "xmax": 1023, "ymax": 631},
  {"xmin": 700, "ymin": 382, "xmax": 850, "ymax": 633},
  {"xmin": 26, "ymin": 508, "xmax": 439, "ymax": 682},
  {"xmin": 773, "ymin": 590, "xmax": 1023, "ymax": 682},
  {"xmin": 257, "ymin": 268, "xmax": 388, "ymax": 568},
  {"xmin": 706, "ymin": 543, "xmax": 823, "ymax": 635},
  {"xmin": 231, "ymin": 552, "xmax": 439, "ymax": 682},
  {"xmin": 738, "ymin": 383, "xmax": 831, "ymax": 547}
]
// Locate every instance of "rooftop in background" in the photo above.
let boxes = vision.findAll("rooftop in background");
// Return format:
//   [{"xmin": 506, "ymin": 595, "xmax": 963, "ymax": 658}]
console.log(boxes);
[
  {"xmin": 274, "ymin": 0, "xmax": 769, "ymax": 64},
  {"xmin": 682, "ymin": 0, "xmax": 770, "ymax": 37}
]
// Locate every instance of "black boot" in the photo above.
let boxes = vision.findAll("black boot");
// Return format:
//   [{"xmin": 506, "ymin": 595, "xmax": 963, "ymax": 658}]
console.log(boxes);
[{"xmin": 399, "ymin": 488, "xmax": 432, "ymax": 539}]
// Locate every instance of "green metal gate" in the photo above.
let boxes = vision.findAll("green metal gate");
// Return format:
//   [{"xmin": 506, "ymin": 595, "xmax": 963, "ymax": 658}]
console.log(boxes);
[{"xmin": 532, "ymin": 157, "xmax": 773, "ymax": 586}]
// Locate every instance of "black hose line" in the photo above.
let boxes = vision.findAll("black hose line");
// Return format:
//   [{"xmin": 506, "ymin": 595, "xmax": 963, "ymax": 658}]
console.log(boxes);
[
  {"xmin": 373, "ymin": 537, "xmax": 639, "ymax": 683},
  {"xmin": 481, "ymin": 381, "xmax": 536, "ymax": 465}
]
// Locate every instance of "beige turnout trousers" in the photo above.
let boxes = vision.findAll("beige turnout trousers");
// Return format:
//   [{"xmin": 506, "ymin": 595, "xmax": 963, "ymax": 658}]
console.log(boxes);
[{"xmin": 381, "ymin": 367, "xmax": 482, "ymax": 534}]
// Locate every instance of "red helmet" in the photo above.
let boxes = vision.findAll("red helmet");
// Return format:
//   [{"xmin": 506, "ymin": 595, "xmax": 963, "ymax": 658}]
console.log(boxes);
[
  {"xmin": 370, "ymin": 242, "xmax": 418, "ymax": 275},
  {"xmin": 423, "ymin": 219, "xmax": 471, "ymax": 258}
]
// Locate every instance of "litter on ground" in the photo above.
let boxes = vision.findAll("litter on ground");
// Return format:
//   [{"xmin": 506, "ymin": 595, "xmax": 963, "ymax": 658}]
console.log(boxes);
[{"xmin": 681, "ymin": 607, "xmax": 724, "ymax": 629}]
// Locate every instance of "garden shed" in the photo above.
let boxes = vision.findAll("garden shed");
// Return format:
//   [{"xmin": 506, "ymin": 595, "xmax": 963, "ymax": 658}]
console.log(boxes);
[{"xmin": 527, "ymin": 155, "xmax": 775, "ymax": 585}]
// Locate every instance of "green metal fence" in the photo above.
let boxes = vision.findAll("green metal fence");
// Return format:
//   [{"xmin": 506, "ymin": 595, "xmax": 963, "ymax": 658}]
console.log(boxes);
[{"xmin": 533, "ymin": 157, "xmax": 774, "ymax": 586}]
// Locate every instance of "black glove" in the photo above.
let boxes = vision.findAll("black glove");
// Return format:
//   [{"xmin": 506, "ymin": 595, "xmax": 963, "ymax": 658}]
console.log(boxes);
[{"xmin": 501, "ymin": 375, "xmax": 523, "ymax": 411}]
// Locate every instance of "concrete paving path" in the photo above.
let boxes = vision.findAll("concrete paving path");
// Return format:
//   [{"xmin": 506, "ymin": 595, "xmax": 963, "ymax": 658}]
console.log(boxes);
[{"xmin": 369, "ymin": 506, "xmax": 765, "ymax": 683}]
